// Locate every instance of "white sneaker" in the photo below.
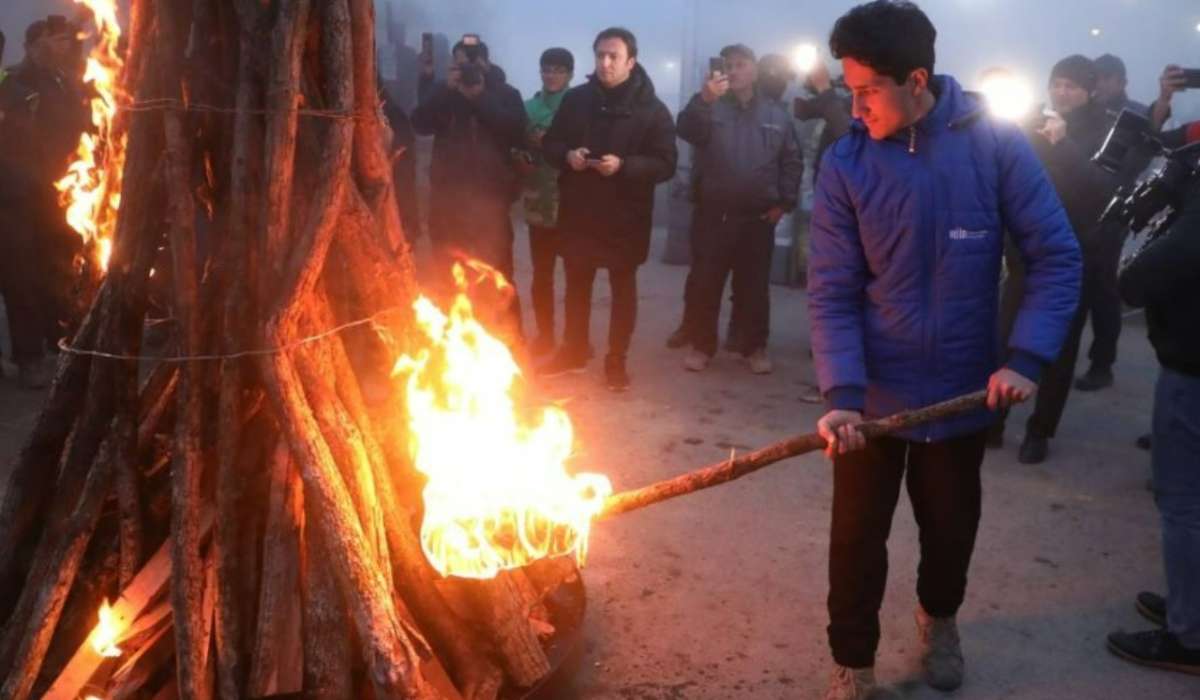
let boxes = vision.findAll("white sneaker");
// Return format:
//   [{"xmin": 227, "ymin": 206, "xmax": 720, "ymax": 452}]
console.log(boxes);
[
  {"xmin": 683, "ymin": 349, "xmax": 710, "ymax": 372},
  {"xmin": 746, "ymin": 349, "xmax": 773, "ymax": 375}
]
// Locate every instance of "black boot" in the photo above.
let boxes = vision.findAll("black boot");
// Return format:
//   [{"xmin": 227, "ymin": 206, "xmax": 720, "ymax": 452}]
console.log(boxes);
[
  {"xmin": 604, "ymin": 354, "xmax": 630, "ymax": 393},
  {"xmin": 1075, "ymin": 365, "xmax": 1114, "ymax": 391},
  {"xmin": 1107, "ymin": 629, "xmax": 1200, "ymax": 676},
  {"xmin": 1018, "ymin": 433, "xmax": 1049, "ymax": 464},
  {"xmin": 1136, "ymin": 592, "xmax": 1167, "ymax": 628}
]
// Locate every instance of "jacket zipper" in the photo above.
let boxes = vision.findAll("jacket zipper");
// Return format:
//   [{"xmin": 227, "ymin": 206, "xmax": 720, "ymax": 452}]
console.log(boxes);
[{"xmin": 908, "ymin": 126, "xmax": 917, "ymax": 154}]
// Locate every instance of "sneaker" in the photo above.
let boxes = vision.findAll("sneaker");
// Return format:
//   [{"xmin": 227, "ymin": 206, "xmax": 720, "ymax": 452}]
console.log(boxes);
[
  {"xmin": 1136, "ymin": 592, "xmax": 1167, "ymax": 628},
  {"xmin": 1075, "ymin": 366, "xmax": 1114, "ymax": 392},
  {"xmin": 1107, "ymin": 629, "xmax": 1200, "ymax": 676},
  {"xmin": 604, "ymin": 354, "xmax": 630, "ymax": 392},
  {"xmin": 17, "ymin": 358, "xmax": 51, "ymax": 391},
  {"xmin": 1018, "ymin": 433, "xmax": 1049, "ymax": 465},
  {"xmin": 822, "ymin": 665, "xmax": 900, "ymax": 700},
  {"xmin": 746, "ymin": 349, "xmax": 773, "ymax": 375},
  {"xmin": 683, "ymin": 349, "xmax": 710, "ymax": 372},
  {"xmin": 916, "ymin": 606, "xmax": 965, "ymax": 691},
  {"xmin": 798, "ymin": 382, "xmax": 824, "ymax": 404},
  {"xmin": 537, "ymin": 349, "xmax": 588, "ymax": 377},
  {"xmin": 530, "ymin": 334, "xmax": 556, "ymax": 358},
  {"xmin": 665, "ymin": 326, "xmax": 690, "ymax": 350}
]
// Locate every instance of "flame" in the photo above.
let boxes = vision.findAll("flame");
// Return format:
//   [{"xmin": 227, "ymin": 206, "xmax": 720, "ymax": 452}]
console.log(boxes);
[
  {"xmin": 92, "ymin": 599, "xmax": 123, "ymax": 658},
  {"xmin": 55, "ymin": 0, "xmax": 127, "ymax": 273},
  {"xmin": 393, "ymin": 263, "xmax": 612, "ymax": 579}
]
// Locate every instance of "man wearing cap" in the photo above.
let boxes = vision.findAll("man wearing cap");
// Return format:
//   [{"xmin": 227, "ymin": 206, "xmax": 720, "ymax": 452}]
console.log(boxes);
[
  {"xmin": 520, "ymin": 48, "xmax": 574, "ymax": 357},
  {"xmin": 670, "ymin": 43, "xmax": 803, "ymax": 375},
  {"xmin": 993, "ymin": 54, "xmax": 1120, "ymax": 463},
  {"xmin": 1094, "ymin": 53, "xmax": 1151, "ymax": 119}
]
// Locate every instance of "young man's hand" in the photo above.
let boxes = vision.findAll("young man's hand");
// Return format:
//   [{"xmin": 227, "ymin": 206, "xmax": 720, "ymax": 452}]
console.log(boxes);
[
  {"xmin": 817, "ymin": 410, "xmax": 865, "ymax": 458},
  {"xmin": 1038, "ymin": 115, "xmax": 1067, "ymax": 146},
  {"xmin": 987, "ymin": 368, "xmax": 1036, "ymax": 410},
  {"xmin": 593, "ymin": 154, "xmax": 622, "ymax": 177},
  {"xmin": 566, "ymin": 147, "xmax": 591, "ymax": 172}
]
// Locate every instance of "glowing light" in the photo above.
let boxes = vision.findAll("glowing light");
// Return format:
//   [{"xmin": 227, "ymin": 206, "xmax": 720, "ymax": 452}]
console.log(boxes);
[
  {"xmin": 980, "ymin": 72, "xmax": 1035, "ymax": 121},
  {"xmin": 91, "ymin": 599, "xmax": 123, "ymax": 658},
  {"xmin": 55, "ymin": 0, "xmax": 127, "ymax": 273},
  {"xmin": 792, "ymin": 43, "xmax": 819, "ymax": 74},
  {"xmin": 393, "ymin": 262, "xmax": 612, "ymax": 580},
  {"xmin": 1090, "ymin": 27, "xmax": 1102, "ymax": 37},
  {"xmin": 664, "ymin": 60, "xmax": 678, "ymax": 71}
]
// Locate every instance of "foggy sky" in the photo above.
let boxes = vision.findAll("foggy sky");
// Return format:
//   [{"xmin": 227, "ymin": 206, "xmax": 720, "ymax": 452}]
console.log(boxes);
[{"xmin": 3, "ymin": 0, "xmax": 1198, "ymax": 122}]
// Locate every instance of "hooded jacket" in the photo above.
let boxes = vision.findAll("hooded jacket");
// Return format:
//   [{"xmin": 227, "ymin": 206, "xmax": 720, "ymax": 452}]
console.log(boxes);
[
  {"xmin": 808, "ymin": 75, "xmax": 1083, "ymax": 441},
  {"xmin": 542, "ymin": 64, "xmax": 677, "ymax": 269}
]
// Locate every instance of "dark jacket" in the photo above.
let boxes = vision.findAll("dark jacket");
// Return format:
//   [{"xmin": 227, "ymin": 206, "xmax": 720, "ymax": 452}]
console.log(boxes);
[
  {"xmin": 802, "ymin": 88, "xmax": 853, "ymax": 183},
  {"xmin": 543, "ymin": 64, "xmax": 678, "ymax": 269},
  {"xmin": 677, "ymin": 90, "xmax": 803, "ymax": 214},
  {"xmin": 809, "ymin": 75, "xmax": 1082, "ymax": 441},
  {"xmin": 1119, "ymin": 181, "xmax": 1200, "ymax": 377},
  {"xmin": 1025, "ymin": 101, "xmax": 1121, "ymax": 253},
  {"xmin": 412, "ymin": 64, "xmax": 527, "ymax": 222},
  {"xmin": 0, "ymin": 60, "xmax": 90, "ymax": 202}
]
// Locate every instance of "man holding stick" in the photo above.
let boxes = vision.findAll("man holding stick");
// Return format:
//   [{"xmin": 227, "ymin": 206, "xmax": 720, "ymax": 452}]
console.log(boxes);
[{"xmin": 807, "ymin": 2, "xmax": 1082, "ymax": 698}]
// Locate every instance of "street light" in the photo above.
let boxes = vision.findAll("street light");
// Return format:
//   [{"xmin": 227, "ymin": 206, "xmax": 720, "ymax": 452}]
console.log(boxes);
[
  {"xmin": 980, "ymin": 71, "xmax": 1034, "ymax": 122},
  {"xmin": 792, "ymin": 43, "xmax": 819, "ymax": 74},
  {"xmin": 1090, "ymin": 27, "xmax": 1102, "ymax": 37}
]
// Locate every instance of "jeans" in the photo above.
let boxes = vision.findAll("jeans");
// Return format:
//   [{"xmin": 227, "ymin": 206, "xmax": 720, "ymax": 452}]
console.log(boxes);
[
  {"xmin": 828, "ymin": 430, "xmax": 987, "ymax": 668},
  {"xmin": 1152, "ymin": 367, "xmax": 1200, "ymax": 649}
]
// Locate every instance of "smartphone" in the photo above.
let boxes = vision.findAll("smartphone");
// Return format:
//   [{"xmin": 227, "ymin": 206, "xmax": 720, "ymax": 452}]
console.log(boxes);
[
  {"xmin": 709, "ymin": 56, "xmax": 725, "ymax": 78},
  {"xmin": 1183, "ymin": 68, "xmax": 1200, "ymax": 89},
  {"xmin": 585, "ymin": 158, "xmax": 604, "ymax": 167}
]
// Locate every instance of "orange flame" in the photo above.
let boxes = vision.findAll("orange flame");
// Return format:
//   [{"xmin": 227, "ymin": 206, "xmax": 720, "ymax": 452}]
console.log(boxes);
[
  {"xmin": 393, "ymin": 263, "xmax": 612, "ymax": 579},
  {"xmin": 91, "ymin": 599, "xmax": 123, "ymax": 658},
  {"xmin": 55, "ymin": 0, "xmax": 126, "ymax": 272}
]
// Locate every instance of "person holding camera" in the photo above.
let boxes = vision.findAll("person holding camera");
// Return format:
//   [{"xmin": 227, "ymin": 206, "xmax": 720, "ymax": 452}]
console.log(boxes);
[
  {"xmin": 668, "ymin": 43, "xmax": 802, "ymax": 375},
  {"xmin": 808, "ymin": 3, "xmax": 1081, "ymax": 697},
  {"xmin": 519, "ymin": 48, "xmax": 574, "ymax": 358},
  {"xmin": 1105, "ymin": 165, "xmax": 1200, "ymax": 677},
  {"xmin": 539, "ymin": 27, "xmax": 677, "ymax": 392},
  {"xmin": 992, "ymin": 55, "xmax": 1122, "ymax": 463},
  {"xmin": 412, "ymin": 35, "xmax": 527, "ymax": 328},
  {"xmin": 794, "ymin": 57, "xmax": 853, "ymax": 184}
]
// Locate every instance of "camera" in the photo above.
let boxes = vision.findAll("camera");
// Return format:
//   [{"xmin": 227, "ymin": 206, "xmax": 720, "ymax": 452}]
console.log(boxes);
[
  {"xmin": 460, "ymin": 33, "xmax": 483, "ymax": 63},
  {"xmin": 1094, "ymin": 109, "xmax": 1200, "ymax": 255}
]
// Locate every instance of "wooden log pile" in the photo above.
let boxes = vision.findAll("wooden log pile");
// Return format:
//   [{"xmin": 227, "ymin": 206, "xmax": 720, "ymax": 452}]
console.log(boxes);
[{"xmin": 0, "ymin": 2, "xmax": 579, "ymax": 698}]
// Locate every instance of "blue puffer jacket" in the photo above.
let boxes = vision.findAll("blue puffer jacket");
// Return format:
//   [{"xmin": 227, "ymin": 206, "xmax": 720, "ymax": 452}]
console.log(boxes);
[{"xmin": 808, "ymin": 75, "xmax": 1082, "ymax": 442}]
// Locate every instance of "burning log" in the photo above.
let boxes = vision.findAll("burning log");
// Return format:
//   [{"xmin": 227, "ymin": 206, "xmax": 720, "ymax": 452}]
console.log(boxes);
[
  {"xmin": 0, "ymin": 1, "xmax": 587, "ymax": 699},
  {"xmin": 600, "ymin": 391, "xmax": 991, "ymax": 519}
]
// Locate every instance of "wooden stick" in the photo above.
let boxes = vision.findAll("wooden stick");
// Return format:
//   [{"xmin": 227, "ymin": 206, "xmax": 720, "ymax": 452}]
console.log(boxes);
[{"xmin": 600, "ymin": 391, "xmax": 990, "ymax": 519}]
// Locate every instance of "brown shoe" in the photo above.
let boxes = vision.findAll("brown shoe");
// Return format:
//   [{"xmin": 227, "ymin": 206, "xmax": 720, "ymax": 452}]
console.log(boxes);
[
  {"xmin": 746, "ymin": 349, "xmax": 773, "ymax": 375},
  {"xmin": 822, "ymin": 665, "xmax": 901, "ymax": 700}
]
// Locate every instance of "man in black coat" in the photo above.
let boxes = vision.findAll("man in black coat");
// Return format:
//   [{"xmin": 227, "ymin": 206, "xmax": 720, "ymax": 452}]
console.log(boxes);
[
  {"xmin": 539, "ymin": 27, "xmax": 678, "ymax": 391},
  {"xmin": 412, "ymin": 37, "xmax": 527, "ymax": 327}
]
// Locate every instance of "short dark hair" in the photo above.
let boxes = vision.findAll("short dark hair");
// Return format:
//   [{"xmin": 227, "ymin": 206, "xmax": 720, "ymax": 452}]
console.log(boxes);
[
  {"xmin": 540, "ymin": 47, "xmax": 574, "ymax": 72},
  {"xmin": 593, "ymin": 27, "xmax": 638, "ymax": 59},
  {"xmin": 829, "ymin": 1, "xmax": 936, "ymax": 85},
  {"xmin": 451, "ymin": 38, "xmax": 490, "ymax": 61},
  {"xmin": 1094, "ymin": 53, "xmax": 1127, "ymax": 81}
]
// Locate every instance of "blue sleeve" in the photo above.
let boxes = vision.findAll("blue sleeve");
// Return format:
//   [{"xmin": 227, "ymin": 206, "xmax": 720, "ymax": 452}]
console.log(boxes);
[
  {"xmin": 996, "ymin": 125, "xmax": 1083, "ymax": 375},
  {"xmin": 807, "ymin": 152, "xmax": 868, "ymax": 411}
]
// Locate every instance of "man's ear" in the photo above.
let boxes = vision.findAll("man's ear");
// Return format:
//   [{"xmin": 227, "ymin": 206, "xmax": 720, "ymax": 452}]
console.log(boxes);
[{"xmin": 909, "ymin": 68, "xmax": 930, "ymax": 95}]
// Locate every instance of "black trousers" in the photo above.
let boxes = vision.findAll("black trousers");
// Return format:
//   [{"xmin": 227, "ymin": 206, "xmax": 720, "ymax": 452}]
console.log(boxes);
[
  {"xmin": 528, "ymin": 224, "xmax": 561, "ymax": 340},
  {"xmin": 1081, "ymin": 225, "xmax": 1126, "ymax": 372},
  {"xmin": 0, "ymin": 215, "xmax": 45, "ymax": 365},
  {"xmin": 563, "ymin": 261, "xmax": 637, "ymax": 359},
  {"xmin": 683, "ymin": 211, "xmax": 774, "ymax": 357},
  {"xmin": 828, "ymin": 430, "xmax": 987, "ymax": 669}
]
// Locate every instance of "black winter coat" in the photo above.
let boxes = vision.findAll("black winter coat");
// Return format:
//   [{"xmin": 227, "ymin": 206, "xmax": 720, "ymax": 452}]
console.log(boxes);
[
  {"xmin": 412, "ymin": 65, "xmax": 527, "ymax": 244},
  {"xmin": 543, "ymin": 65, "xmax": 677, "ymax": 269}
]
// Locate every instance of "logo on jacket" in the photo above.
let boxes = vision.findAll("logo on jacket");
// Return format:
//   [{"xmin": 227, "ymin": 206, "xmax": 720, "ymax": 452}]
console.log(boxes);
[{"xmin": 948, "ymin": 227, "xmax": 990, "ymax": 241}]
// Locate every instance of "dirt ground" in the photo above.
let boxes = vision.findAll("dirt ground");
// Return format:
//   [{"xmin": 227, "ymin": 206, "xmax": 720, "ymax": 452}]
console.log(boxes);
[{"xmin": 2, "ymin": 225, "xmax": 1197, "ymax": 700}]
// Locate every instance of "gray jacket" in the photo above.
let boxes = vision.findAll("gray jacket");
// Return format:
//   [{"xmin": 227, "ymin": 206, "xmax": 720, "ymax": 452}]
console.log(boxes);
[{"xmin": 677, "ymin": 91, "xmax": 803, "ymax": 213}]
